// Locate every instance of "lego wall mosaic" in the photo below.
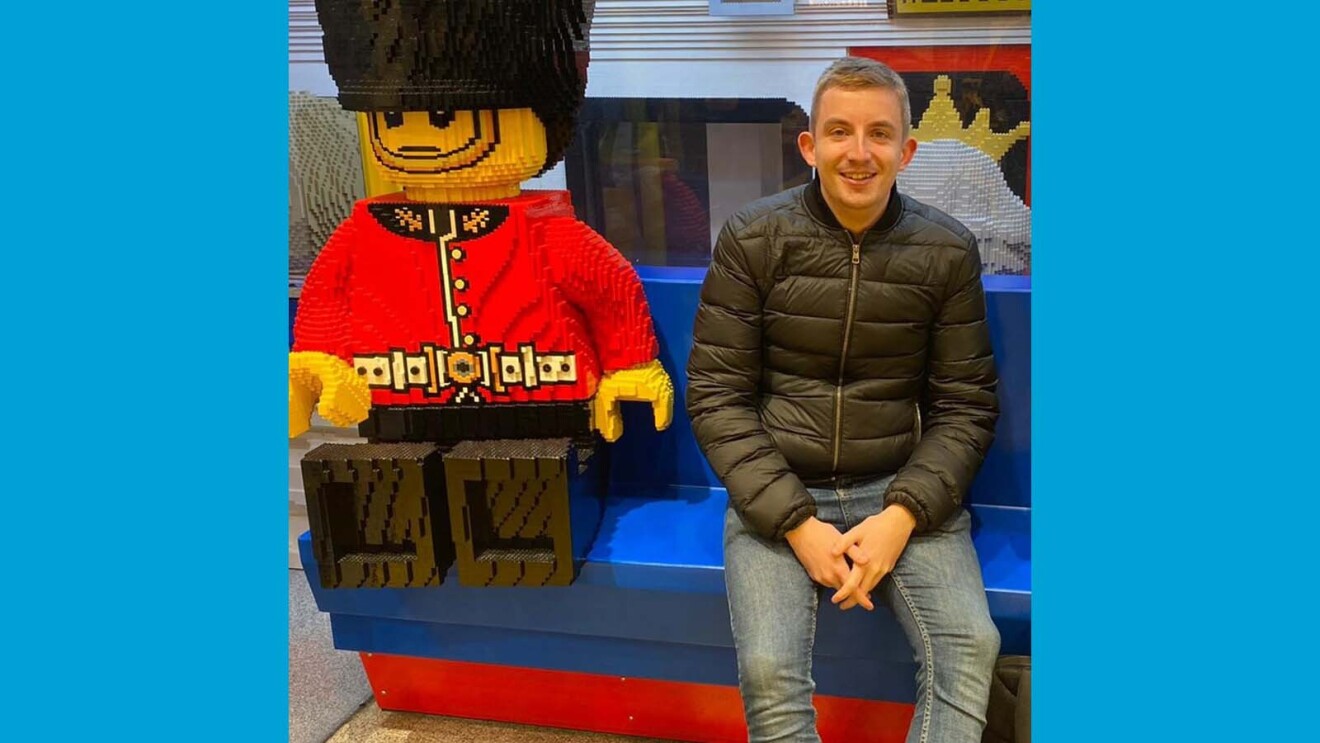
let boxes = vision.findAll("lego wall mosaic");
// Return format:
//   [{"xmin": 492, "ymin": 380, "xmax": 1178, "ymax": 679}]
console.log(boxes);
[
  {"xmin": 289, "ymin": 90, "xmax": 365, "ymax": 289},
  {"xmin": 855, "ymin": 45, "xmax": 1032, "ymax": 275}
]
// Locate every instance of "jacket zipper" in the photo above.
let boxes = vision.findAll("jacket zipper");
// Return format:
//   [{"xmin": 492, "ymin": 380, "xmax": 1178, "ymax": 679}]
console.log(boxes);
[{"xmin": 832, "ymin": 239, "xmax": 862, "ymax": 472}]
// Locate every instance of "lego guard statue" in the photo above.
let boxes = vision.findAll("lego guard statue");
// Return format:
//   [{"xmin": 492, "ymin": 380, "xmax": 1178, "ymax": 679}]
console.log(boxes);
[{"xmin": 290, "ymin": 0, "xmax": 673, "ymax": 588}]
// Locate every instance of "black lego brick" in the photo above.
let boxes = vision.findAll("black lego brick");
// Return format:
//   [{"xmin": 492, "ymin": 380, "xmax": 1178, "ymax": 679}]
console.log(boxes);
[
  {"xmin": 358, "ymin": 403, "xmax": 592, "ymax": 444},
  {"xmin": 442, "ymin": 438, "xmax": 580, "ymax": 587},
  {"xmin": 301, "ymin": 442, "xmax": 455, "ymax": 589},
  {"xmin": 312, "ymin": 0, "xmax": 597, "ymax": 174}
]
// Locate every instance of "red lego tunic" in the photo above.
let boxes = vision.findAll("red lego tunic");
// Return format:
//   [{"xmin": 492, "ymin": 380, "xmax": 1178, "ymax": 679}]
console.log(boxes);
[{"xmin": 293, "ymin": 190, "xmax": 659, "ymax": 407}]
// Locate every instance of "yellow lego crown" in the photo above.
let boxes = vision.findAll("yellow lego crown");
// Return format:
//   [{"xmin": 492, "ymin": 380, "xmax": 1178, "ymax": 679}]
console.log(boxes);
[{"xmin": 910, "ymin": 75, "xmax": 1030, "ymax": 163}]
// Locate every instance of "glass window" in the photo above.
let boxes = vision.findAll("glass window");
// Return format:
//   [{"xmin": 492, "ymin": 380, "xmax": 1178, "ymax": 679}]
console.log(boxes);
[{"xmin": 564, "ymin": 98, "xmax": 811, "ymax": 268}]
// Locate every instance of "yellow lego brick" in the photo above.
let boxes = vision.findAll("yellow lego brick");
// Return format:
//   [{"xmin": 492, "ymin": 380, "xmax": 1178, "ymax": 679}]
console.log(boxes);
[
  {"xmin": 356, "ymin": 108, "xmax": 550, "ymax": 202},
  {"xmin": 289, "ymin": 351, "xmax": 372, "ymax": 438},
  {"xmin": 591, "ymin": 360, "xmax": 675, "ymax": 442},
  {"xmin": 911, "ymin": 76, "xmax": 1030, "ymax": 163}
]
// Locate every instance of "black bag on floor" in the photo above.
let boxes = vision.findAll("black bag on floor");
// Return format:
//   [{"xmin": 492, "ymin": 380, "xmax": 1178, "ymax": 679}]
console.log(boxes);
[{"xmin": 982, "ymin": 655, "xmax": 1031, "ymax": 743}]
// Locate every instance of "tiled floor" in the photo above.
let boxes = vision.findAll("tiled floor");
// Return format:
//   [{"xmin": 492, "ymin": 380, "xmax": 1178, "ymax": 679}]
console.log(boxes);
[
  {"xmin": 328, "ymin": 702, "xmax": 674, "ymax": 743},
  {"xmin": 290, "ymin": 567, "xmax": 372, "ymax": 743}
]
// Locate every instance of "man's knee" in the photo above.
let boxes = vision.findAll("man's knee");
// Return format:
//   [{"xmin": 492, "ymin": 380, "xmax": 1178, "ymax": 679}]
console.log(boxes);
[
  {"xmin": 929, "ymin": 615, "xmax": 1000, "ymax": 673},
  {"xmin": 738, "ymin": 652, "xmax": 809, "ymax": 699},
  {"xmin": 969, "ymin": 617, "xmax": 1001, "ymax": 666},
  {"xmin": 950, "ymin": 615, "xmax": 1001, "ymax": 676}
]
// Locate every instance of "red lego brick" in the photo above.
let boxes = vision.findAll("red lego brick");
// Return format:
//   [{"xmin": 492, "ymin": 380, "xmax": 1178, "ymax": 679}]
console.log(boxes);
[
  {"xmin": 360, "ymin": 653, "xmax": 916, "ymax": 743},
  {"xmin": 292, "ymin": 192, "xmax": 659, "ymax": 409}
]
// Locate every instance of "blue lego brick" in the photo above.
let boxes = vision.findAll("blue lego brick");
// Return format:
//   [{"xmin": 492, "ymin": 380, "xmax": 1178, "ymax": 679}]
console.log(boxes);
[
  {"xmin": 569, "ymin": 448, "xmax": 606, "ymax": 565},
  {"xmin": 329, "ymin": 613, "xmax": 919, "ymax": 702},
  {"xmin": 606, "ymin": 268, "xmax": 721, "ymax": 492},
  {"xmin": 587, "ymin": 482, "xmax": 725, "ymax": 572},
  {"xmin": 590, "ymin": 482, "xmax": 1028, "ymax": 596},
  {"xmin": 970, "ymin": 275, "xmax": 1031, "ymax": 507},
  {"xmin": 970, "ymin": 503, "xmax": 1030, "ymax": 594},
  {"xmin": 289, "ymin": 296, "xmax": 298, "ymax": 347}
]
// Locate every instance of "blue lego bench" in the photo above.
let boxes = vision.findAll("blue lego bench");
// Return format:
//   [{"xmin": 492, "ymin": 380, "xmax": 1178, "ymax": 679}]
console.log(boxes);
[{"xmin": 295, "ymin": 270, "xmax": 1031, "ymax": 708}]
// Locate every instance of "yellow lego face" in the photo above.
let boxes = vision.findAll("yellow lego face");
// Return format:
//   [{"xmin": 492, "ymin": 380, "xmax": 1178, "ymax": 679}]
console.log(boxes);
[{"xmin": 366, "ymin": 108, "xmax": 548, "ymax": 189}]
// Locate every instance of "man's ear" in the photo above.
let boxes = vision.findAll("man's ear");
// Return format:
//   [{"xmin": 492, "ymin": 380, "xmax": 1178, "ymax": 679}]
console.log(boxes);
[
  {"xmin": 898, "ymin": 136, "xmax": 918, "ymax": 170},
  {"xmin": 797, "ymin": 130, "xmax": 817, "ymax": 168}
]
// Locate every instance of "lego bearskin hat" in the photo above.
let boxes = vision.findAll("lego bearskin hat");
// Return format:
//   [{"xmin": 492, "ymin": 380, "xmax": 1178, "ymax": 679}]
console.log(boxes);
[{"xmin": 314, "ymin": 0, "xmax": 596, "ymax": 174}]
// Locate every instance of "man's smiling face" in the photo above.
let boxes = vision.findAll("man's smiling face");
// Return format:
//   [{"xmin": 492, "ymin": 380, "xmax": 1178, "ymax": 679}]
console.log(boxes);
[{"xmin": 798, "ymin": 86, "xmax": 917, "ymax": 233}]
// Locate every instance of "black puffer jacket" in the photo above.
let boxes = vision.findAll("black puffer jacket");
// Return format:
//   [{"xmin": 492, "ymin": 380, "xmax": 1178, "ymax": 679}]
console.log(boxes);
[{"xmin": 686, "ymin": 178, "xmax": 999, "ymax": 540}]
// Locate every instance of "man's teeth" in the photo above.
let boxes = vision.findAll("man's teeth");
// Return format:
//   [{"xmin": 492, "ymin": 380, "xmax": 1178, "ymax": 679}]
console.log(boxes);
[{"xmin": 843, "ymin": 173, "xmax": 873, "ymax": 181}]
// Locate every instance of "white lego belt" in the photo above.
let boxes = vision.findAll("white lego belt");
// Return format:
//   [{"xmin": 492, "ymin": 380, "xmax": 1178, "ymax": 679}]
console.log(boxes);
[{"xmin": 353, "ymin": 344, "xmax": 578, "ymax": 395}]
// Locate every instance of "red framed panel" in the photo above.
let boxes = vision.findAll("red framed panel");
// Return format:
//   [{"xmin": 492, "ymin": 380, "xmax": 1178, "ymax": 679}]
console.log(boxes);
[
  {"xmin": 360, "ymin": 652, "xmax": 915, "ymax": 743},
  {"xmin": 856, "ymin": 45, "xmax": 1030, "ymax": 93}
]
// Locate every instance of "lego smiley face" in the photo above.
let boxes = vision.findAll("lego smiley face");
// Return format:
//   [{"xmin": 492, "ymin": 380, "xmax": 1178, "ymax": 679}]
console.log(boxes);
[{"xmin": 366, "ymin": 107, "xmax": 549, "ymax": 189}]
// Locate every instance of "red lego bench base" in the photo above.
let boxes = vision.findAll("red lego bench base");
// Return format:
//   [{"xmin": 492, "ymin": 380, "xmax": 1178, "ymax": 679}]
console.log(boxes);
[{"xmin": 360, "ymin": 653, "xmax": 915, "ymax": 742}]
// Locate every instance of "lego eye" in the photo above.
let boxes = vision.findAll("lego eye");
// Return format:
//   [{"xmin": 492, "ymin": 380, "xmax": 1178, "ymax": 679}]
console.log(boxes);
[
  {"xmin": 428, "ymin": 110, "xmax": 455, "ymax": 129},
  {"xmin": 383, "ymin": 111, "xmax": 404, "ymax": 129}
]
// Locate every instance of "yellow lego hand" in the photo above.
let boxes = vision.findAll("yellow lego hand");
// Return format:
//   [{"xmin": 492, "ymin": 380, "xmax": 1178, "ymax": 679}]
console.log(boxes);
[
  {"xmin": 289, "ymin": 378, "xmax": 316, "ymax": 439},
  {"xmin": 288, "ymin": 351, "xmax": 372, "ymax": 439},
  {"xmin": 591, "ymin": 360, "xmax": 674, "ymax": 443}
]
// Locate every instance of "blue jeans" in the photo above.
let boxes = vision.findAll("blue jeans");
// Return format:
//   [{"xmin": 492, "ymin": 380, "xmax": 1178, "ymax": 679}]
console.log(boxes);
[{"xmin": 723, "ymin": 474, "xmax": 1000, "ymax": 743}]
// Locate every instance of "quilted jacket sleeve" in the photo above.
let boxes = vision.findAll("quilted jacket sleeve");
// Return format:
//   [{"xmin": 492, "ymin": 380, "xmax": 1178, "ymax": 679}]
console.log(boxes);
[
  {"xmin": 686, "ymin": 222, "xmax": 816, "ymax": 541},
  {"xmin": 883, "ymin": 243, "xmax": 1000, "ymax": 532}
]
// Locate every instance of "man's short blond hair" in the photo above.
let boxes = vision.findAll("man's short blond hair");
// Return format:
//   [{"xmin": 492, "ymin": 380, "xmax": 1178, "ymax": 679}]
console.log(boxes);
[{"xmin": 809, "ymin": 57, "xmax": 912, "ymax": 139}]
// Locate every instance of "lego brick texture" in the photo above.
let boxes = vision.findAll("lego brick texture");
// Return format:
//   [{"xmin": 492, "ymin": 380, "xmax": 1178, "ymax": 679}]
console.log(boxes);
[
  {"xmin": 443, "ymin": 438, "xmax": 590, "ymax": 587},
  {"xmin": 312, "ymin": 0, "xmax": 598, "ymax": 175},
  {"xmin": 289, "ymin": 91, "xmax": 365, "ymax": 285},
  {"xmin": 896, "ymin": 71, "xmax": 1031, "ymax": 275},
  {"xmin": 363, "ymin": 109, "xmax": 553, "ymax": 196},
  {"xmin": 360, "ymin": 402, "xmax": 592, "ymax": 444},
  {"xmin": 302, "ymin": 443, "xmax": 455, "ymax": 589},
  {"xmin": 292, "ymin": 193, "xmax": 658, "ymax": 408},
  {"xmin": 855, "ymin": 46, "xmax": 1032, "ymax": 276}
]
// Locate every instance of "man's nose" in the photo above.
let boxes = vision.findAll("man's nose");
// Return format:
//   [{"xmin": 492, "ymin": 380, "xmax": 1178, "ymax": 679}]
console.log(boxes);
[{"xmin": 846, "ymin": 134, "xmax": 868, "ymax": 160}]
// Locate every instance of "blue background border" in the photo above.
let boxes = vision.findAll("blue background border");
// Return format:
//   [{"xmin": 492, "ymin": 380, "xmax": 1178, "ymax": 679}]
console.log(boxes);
[
  {"xmin": 1035, "ymin": 3, "xmax": 1316, "ymax": 741},
  {"xmin": 7, "ymin": 2, "xmax": 1317, "ymax": 741},
  {"xmin": 4, "ymin": 3, "xmax": 287, "ymax": 740}
]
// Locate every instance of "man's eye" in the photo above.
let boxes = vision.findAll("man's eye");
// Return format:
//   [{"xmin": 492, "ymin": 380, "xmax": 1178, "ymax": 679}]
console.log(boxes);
[
  {"xmin": 383, "ymin": 111, "xmax": 404, "ymax": 129},
  {"xmin": 428, "ymin": 110, "xmax": 456, "ymax": 129}
]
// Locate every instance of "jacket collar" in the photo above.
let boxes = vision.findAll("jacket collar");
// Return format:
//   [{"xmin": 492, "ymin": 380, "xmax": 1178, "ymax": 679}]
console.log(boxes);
[{"xmin": 804, "ymin": 173, "xmax": 904, "ymax": 236}]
